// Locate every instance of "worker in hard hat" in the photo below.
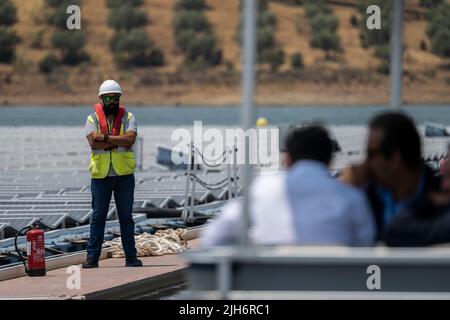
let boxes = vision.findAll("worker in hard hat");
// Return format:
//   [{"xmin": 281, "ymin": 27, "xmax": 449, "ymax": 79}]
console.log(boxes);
[{"xmin": 82, "ymin": 80, "xmax": 142, "ymax": 268}]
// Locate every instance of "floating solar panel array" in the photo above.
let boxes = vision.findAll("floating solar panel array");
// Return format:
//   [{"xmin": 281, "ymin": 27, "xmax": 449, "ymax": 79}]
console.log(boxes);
[
  {"xmin": 0, "ymin": 125, "xmax": 447, "ymax": 240},
  {"xmin": 0, "ymin": 127, "xmax": 249, "ymax": 240},
  {"xmin": 0, "ymin": 168, "xmax": 245, "ymax": 239}
]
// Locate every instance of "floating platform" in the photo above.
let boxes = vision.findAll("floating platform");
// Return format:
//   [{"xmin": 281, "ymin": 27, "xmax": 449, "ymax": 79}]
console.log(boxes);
[{"xmin": 0, "ymin": 239, "xmax": 199, "ymax": 300}]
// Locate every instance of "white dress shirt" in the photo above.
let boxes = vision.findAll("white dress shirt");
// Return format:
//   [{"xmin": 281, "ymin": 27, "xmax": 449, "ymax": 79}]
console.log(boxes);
[{"xmin": 201, "ymin": 160, "xmax": 375, "ymax": 247}]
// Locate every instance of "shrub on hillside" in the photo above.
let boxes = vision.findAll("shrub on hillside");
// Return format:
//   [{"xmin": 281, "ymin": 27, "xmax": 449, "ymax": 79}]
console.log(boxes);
[
  {"xmin": 45, "ymin": 0, "xmax": 81, "ymax": 8},
  {"xmin": 46, "ymin": 3, "xmax": 82, "ymax": 29},
  {"xmin": 182, "ymin": 32, "xmax": 222, "ymax": 66},
  {"xmin": 262, "ymin": 48, "xmax": 285, "ymax": 72},
  {"xmin": 173, "ymin": 10, "xmax": 211, "ymax": 34},
  {"xmin": 426, "ymin": 2, "xmax": 450, "ymax": 59},
  {"xmin": 426, "ymin": 3, "xmax": 450, "ymax": 39},
  {"xmin": 374, "ymin": 44, "xmax": 390, "ymax": 75},
  {"xmin": 31, "ymin": 30, "xmax": 45, "ymax": 49},
  {"xmin": 105, "ymin": 0, "xmax": 143, "ymax": 9},
  {"xmin": 350, "ymin": 15, "xmax": 358, "ymax": 27},
  {"xmin": 419, "ymin": 0, "xmax": 444, "ymax": 8},
  {"xmin": 0, "ymin": 0, "xmax": 17, "ymax": 27},
  {"xmin": 310, "ymin": 13, "xmax": 339, "ymax": 33},
  {"xmin": 111, "ymin": 30, "xmax": 164, "ymax": 67},
  {"xmin": 0, "ymin": 27, "xmax": 20, "ymax": 63},
  {"xmin": 376, "ymin": 61, "xmax": 390, "ymax": 75},
  {"xmin": 430, "ymin": 29, "xmax": 450, "ymax": 58},
  {"xmin": 310, "ymin": 28, "xmax": 340, "ymax": 58},
  {"xmin": 107, "ymin": 6, "xmax": 148, "ymax": 31},
  {"xmin": 39, "ymin": 54, "xmax": 60, "ymax": 74},
  {"xmin": 51, "ymin": 31, "xmax": 89, "ymax": 65},
  {"xmin": 175, "ymin": 0, "xmax": 207, "ymax": 11},
  {"xmin": 373, "ymin": 44, "xmax": 390, "ymax": 62},
  {"xmin": 420, "ymin": 39, "xmax": 427, "ymax": 51},
  {"xmin": 175, "ymin": 29, "xmax": 198, "ymax": 52},
  {"xmin": 258, "ymin": 11, "xmax": 277, "ymax": 28},
  {"xmin": 257, "ymin": 26, "xmax": 275, "ymax": 52},
  {"xmin": 304, "ymin": 1, "xmax": 332, "ymax": 18},
  {"xmin": 290, "ymin": 52, "xmax": 304, "ymax": 70}
]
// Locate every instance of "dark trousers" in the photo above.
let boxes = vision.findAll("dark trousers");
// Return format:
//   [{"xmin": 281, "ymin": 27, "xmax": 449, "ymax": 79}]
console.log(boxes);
[{"xmin": 87, "ymin": 174, "xmax": 137, "ymax": 260}]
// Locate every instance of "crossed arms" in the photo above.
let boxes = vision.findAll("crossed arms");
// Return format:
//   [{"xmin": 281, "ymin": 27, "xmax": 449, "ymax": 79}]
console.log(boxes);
[{"xmin": 86, "ymin": 131, "xmax": 137, "ymax": 150}]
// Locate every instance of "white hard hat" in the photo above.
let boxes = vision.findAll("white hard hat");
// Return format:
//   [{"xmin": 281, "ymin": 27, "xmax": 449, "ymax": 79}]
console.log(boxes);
[{"xmin": 98, "ymin": 79, "xmax": 122, "ymax": 96}]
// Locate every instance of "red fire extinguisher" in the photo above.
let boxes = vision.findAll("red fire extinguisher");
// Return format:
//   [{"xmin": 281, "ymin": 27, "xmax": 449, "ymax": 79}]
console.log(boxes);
[{"xmin": 14, "ymin": 221, "xmax": 46, "ymax": 277}]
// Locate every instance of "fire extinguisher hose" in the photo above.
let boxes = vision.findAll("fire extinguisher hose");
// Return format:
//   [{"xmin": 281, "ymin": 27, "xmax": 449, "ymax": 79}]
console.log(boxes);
[{"xmin": 14, "ymin": 225, "xmax": 32, "ymax": 274}]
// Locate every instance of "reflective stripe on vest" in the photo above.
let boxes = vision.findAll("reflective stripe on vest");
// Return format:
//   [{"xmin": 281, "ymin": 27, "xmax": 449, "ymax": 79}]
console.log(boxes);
[{"xmin": 88, "ymin": 111, "xmax": 135, "ymax": 179}]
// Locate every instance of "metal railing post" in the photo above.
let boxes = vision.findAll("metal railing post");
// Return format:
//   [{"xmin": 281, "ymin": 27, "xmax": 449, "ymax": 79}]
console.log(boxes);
[
  {"xmin": 188, "ymin": 171, "xmax": 196, "ymax": 222},
  {"xmin": 233, "ymin": 146, "xmax": 238, "ymax": 199},
  {"xmin": 182, "ymin": 143, "xmax": 192, "ymax": 222},
  {"xmin": 227, "ymin": 147, "xmax": 233, "ymax": 200},
  {"xmin": 240, "ymin": 0, "xmax": 257, "ymax": 246},
  {"xmin": 217, "ymin": 257, "xmax": 232, "ymax": 300},
  {"xmin": 390, "ymin": 0, "xmax": 404, "ymax": 109}
]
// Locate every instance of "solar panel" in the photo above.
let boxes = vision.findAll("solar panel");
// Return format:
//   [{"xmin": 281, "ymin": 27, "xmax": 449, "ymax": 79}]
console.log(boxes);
[
  {"xmin": 29, "ymin": 205, "xmax": 92, "ymax": 210},
  {"xmin": 0, "ymin": 205, "xmax": 34, "ymax": 210},
  {"xmin": 0, "ymin": 126, "xmax": 271, "ymax": 240},
  {"xmin": 3, "ymin": 209, "xmax": 94, "ymax": 224},
  {"xmin": 145, "ymin": 197, "xmax": 168, "ymax": 208},
  {"xmin": 0, "ymin": 217, "xmax": 37, "ymax": 232},
  {"xmin": 2, "ymin": 213, "xmax": 67, "ymax": 229}
]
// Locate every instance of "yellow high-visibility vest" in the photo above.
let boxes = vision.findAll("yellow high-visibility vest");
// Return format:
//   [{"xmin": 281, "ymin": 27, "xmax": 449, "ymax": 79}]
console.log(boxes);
[{"xmin": 87, "ymin": 112, "xmax": 135, "ymax": 179}]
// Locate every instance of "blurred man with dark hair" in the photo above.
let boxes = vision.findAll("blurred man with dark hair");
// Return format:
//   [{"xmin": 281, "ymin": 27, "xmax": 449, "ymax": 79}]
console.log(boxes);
[
  {"xmin": 342, "ymin": 112, "xmax": 441, "ymax": 241},
  {"xmin": 284, "ymin": 125, "xmax": 334, "ymax": 165},
  {"xmin": 384, "ymin": 145, "xmax": 450, "ymax": 247},
  {"xmin": 201, "ymin": 125, "xmax": 375, "ymax": 247}
]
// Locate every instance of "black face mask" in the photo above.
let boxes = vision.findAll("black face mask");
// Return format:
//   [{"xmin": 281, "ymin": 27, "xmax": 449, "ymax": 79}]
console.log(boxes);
[{"xmin": 103, "ymin": 101, "xmax": 119, "ymax": 115}]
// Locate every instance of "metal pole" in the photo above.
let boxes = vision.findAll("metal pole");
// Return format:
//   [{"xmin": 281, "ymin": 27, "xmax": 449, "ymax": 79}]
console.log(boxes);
[
  {"xmin": 135, "ymin": 136, "xmax": 144, "ymax": 171},
  {"xmin": 188, "ymin": 144, "xmax": 197, "ymax": 221},
  {"xmin": 189, "ymin": 173, "xmax": 196, "ymax": 221},
  {"xmin": 240, "ymin": 0, "xmax": 257, "ymax": 246},
  {"xmin": 233, "ymin": 146, "xmax": 238, "ymax": 198},
  {"xmin": 182, "ymin": 143, "xmax": 192, "ymax": 221},
  {"xmin": 390, "ymin": 0, "xmax": 404, "ymax": 109},
  {"xmin": 226, "ymin": 148, "xmax": 232, "ymax": 200},
  {"xmin": 217, "ymin": 258, "xmax": 231, "ymax": 300}
]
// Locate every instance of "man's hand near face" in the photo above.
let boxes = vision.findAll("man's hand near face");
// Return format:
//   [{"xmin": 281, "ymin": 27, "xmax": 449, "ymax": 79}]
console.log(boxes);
[{"xmin": 340, "ymin": 162, "xmax": 371, "ymax": 187}]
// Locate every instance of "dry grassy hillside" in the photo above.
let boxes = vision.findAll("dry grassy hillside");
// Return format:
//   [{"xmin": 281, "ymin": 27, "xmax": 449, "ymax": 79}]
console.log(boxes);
[{"xmin": 0, "ymin": 0, "xmax": 449, "ymax": 106}]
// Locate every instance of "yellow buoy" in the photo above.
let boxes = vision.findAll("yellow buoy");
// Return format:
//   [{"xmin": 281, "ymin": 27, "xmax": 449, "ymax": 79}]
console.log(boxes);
[{"xmin": 256, "ymin": 117, "xmax": 268, "ymax": 127}]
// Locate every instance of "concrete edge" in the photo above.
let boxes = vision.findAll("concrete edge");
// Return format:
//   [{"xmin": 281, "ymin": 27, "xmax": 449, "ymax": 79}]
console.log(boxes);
[{"xmin": 83, "ymin": 268, "xmax": 188, "ymax": 300}]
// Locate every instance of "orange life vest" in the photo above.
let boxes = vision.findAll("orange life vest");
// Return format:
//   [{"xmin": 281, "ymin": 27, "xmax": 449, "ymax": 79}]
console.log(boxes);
[{"xmin": 94, "ymin": 103, "xmax": 126, "ymax": 135}]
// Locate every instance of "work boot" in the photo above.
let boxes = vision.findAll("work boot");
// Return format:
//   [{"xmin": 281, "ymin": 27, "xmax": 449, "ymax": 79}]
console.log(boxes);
[
  {"xmin": 82, "ymin": 257, "xmax": 99, "ymax": 269},
  {"xmin": 125, "ymin": 257, "xmax": 143, "ymax": 267}
]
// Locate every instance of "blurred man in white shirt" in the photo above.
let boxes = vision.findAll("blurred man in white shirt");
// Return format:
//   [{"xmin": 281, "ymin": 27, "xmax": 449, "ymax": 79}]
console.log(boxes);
[{"xmin": 201, "ymin": 125, "xmax": 375, "ymax": 247}]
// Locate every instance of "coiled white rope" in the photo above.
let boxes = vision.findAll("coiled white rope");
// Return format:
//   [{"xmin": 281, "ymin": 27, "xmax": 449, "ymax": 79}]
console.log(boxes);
[{"xmin": 104, "ymin": 229, "xmax": 189, "ymax": 258}]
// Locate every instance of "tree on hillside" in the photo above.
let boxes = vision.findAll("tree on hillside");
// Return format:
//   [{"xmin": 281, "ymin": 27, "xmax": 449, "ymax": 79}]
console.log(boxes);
[
  {"xmin": 0, "ymin": 0, "xmax": 17, "ymax": 27},
  {"xmin": 310, "ymin": 28, "xmax": 340, "ymax": 59},
  {"xmin": 110, "ymin": 30, "xmax": 164, "ymax": 67},
  {"xmin": 426, "ymin": 2, "xmax": 450, "ymax": 59},
  {"xmin": 0, "ymin": 26, "xmax": 20, "ymax": 63},
  {"xmin": 302, "ymin": 1, "xmax": 341, "ymax": 59},
  {"xmin": 0, "ymin": 0, "xmax": 19, "ymax": 64},
  {"xmin": 419, "ymin": 0, "xmax": 444, "ymax": 8},
  {"xmin": 175, "ymin": 0, "xmax": 207, "ymax": 11},
  {"xmin": 52, "ymin": 31, "xmax": 89, "ymax": 65}
]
